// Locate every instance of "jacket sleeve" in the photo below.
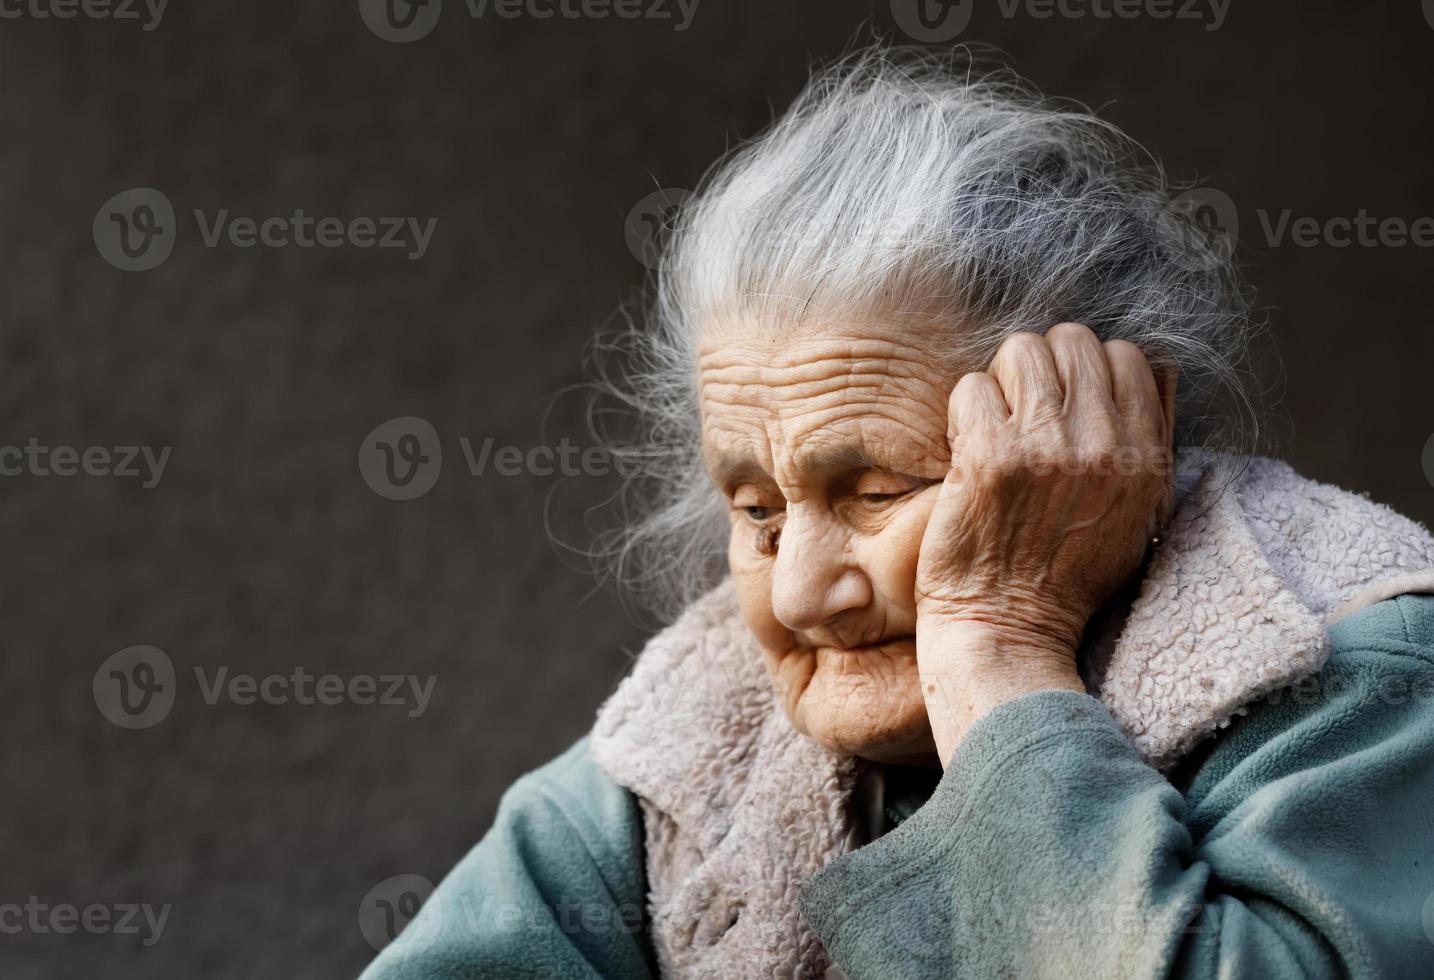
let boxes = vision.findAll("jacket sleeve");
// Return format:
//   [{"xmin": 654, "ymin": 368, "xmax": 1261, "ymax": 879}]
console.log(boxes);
[
  {"xmin": 798, "ymin": 593, "xmax": 1434, "ymax": 980},
  {"xmin": 359, "ymin": 734, "xmax": 658, "ymax": 980}
]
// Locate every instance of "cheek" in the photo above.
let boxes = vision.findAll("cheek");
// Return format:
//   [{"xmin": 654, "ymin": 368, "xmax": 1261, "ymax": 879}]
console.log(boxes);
[
  {"xmin": 728, "ymin": 525, "xmax": 788, "ymax": 650},
  {"xmin": 856, "ymin": 491, "xmax": 938, "ymax": 603}
]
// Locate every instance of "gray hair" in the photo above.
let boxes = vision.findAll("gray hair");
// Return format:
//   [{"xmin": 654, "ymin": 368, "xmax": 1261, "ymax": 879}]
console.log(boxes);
[{"xmin": 587, "ymin": 46, "xmax": 1262, "ymax": 622}]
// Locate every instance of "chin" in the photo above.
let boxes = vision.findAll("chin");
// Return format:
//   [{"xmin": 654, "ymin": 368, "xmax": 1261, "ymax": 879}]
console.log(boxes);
[
  {"xmin": 761, "ymin": 642, "xmax": 939, "ymax": 764},
  {"xmin": 789, "ymin": 685, "xmax": 937, "ymax": 765}
]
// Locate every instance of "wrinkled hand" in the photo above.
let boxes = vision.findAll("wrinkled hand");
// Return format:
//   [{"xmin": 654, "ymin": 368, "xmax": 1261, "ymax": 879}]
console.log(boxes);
[{"xmin": 915, "ymin": 322, "xmax": 1176, "ymax": 763}]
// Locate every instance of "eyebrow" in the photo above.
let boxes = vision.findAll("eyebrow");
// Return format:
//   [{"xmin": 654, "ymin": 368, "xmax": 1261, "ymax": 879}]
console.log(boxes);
[
  {"xmin": 705, "ymin": 443, "xmax": 889, "ymax": 489},
  {"xmin": 793, "ymin": 444, "xmax": 886, "ymax": 472},
  {"xmin": 704, "ymin": 452, "xmax": 769, "ymax": 490}
]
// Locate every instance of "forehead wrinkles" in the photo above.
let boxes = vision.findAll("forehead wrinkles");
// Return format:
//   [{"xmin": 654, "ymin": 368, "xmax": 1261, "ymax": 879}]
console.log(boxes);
[
  {"xmin": 698, "ymin": 336, "xmax": 945, "ymax": 403},
  {"xmin": 698, "ymin": 339, "xmax": 950, "ymax": 476}
]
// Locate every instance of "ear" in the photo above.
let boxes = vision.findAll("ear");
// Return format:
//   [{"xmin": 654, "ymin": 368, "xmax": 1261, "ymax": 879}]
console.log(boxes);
[
  {"xmin": 1151, "ymin": 361, "xmax": 1179, "ymax": 528},
  {"xmin": 1152, "ymin": 361, "xmax": 1178, "ymax": 451}
]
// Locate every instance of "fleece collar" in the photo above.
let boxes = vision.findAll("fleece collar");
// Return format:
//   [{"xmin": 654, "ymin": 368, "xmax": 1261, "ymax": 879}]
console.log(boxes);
[{"xmin": 589, "ymin": 452, "xmax": 1434, "ymax": 980}]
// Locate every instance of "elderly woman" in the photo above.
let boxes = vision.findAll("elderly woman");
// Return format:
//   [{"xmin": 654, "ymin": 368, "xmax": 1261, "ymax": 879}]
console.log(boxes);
[{"xmin": 362, "ymin": 50, "xmax": 1434, "ymax": 979}]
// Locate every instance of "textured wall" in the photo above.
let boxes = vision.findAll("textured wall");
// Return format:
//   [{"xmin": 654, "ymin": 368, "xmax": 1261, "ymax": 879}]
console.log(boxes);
[{"xmin": 2, "ymin": 1, "xmax": 1432, "ymax": 977}]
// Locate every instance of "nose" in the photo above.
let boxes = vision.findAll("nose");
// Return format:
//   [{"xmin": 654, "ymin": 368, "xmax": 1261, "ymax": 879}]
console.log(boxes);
[{"xmin": 769, "ymin": 507, "xmax": 871, "ymax": 632}]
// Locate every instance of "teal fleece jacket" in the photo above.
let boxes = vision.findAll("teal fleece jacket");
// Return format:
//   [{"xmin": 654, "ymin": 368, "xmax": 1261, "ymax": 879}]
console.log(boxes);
[{"xmin": 359, "ymin": 593, "xmax": 1434, "ymax": 979}]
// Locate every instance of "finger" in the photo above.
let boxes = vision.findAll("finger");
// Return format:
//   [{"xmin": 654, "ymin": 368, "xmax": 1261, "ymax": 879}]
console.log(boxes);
[
  {"xmin": 1104, "ymin": 338, "xmax": 1162, "ymax": 439},
  {"xmin": 948, "ymin": 371, "xmax": 1010, "ymax": 438},
  {"xmin": 1047, "ymin": 322, "xmax": 1115, "ymax": 418},
  {"xmin": 988, "ymin": 331, "xmax": 1062, "ymax": 420}
]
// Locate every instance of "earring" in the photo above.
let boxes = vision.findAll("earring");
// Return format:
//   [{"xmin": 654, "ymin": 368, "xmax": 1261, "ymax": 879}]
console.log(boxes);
[{"xmin": 1147, "ymin": 509, "xmax": 1166, "ymax": 551}]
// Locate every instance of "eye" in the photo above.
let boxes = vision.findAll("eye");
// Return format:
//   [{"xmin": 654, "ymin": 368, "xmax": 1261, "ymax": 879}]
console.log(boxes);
[
  {"xmin": 851, "ymin": 472, "xmax": 929, "ymax": 505},
  {"xmin": 731, "ymin": 485, "xmax": 782, "ymax": 525}
]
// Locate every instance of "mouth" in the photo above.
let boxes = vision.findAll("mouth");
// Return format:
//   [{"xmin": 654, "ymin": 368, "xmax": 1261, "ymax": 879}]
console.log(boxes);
[{"xmin": 819, "ymin": 634, "xmax": 915, "ymax": 653}]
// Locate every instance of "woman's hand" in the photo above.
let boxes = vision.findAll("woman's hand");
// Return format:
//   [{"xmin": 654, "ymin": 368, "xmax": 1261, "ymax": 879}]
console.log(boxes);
[{"xmin": 915, "ymin": 322, "xmax": 1176, "ymax": 765}]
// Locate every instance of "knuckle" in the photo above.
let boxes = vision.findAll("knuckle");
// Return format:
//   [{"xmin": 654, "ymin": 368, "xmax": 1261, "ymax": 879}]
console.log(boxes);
[
  {"xmin": 1072, "ymin": 443, "xmax": 1119, "ymax": 476},
  {"xmin": 1023, "ymin": 399, "xmax": 1065, "ymax": 428},
  {"xmin": 1105, "ymin": 341, "xmax": 1154, "ymax": 381},
  {"xmin": 1079, "ymin": 411, "xmax": 1121, "ymax": 440},
  {"xmin": 951, "ymin": 371, "xmax": 990, "ymax": 409},
  {"xmin": 1047, "ymin": 321, "xmax": 1097, "ymax": 345},
  {"xmin": 997, "ymin": 330, "xmax": 1045, "ymax": 361},
  {"xmin": 953, "ymin": 370, "xmax": 988, "ymax": 395},
  {"xmin": 1102, "ymin": 337, "xmax": 1143, "ymax": 360}
]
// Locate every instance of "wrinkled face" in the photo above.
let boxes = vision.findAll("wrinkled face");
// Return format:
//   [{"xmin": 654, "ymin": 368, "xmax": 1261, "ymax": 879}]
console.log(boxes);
[{"xmin": 699, "ymin": 316, "xmax": 954, "ymax": 766}]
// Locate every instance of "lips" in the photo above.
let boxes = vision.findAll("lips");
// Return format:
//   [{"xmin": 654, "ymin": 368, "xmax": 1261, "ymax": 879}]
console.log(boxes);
[{"xmin": 824, "ymin": 634, "xmax": 915, "ymax": 653}]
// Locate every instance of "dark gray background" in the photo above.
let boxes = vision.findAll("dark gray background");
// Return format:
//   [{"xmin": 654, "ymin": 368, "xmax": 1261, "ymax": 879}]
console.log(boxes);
[{"xmin": 2, "ymin": 1, "xmax": 1432, "ymax": 976}]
